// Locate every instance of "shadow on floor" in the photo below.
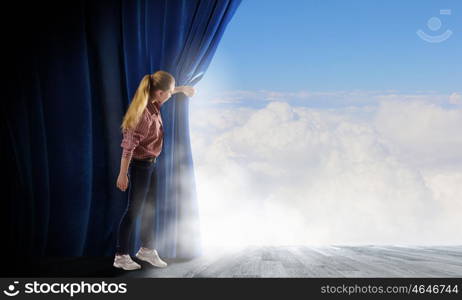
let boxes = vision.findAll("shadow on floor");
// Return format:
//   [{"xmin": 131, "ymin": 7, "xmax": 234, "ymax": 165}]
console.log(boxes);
[{"xmin": 1, "ymin": 256, "xmax": 195, "ymax": 277}]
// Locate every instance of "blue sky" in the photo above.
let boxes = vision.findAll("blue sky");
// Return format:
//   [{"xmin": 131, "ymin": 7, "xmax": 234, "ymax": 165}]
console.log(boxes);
[{"xmin": 201, "ymin": 0, "xmax": 461, "ymax": 95}]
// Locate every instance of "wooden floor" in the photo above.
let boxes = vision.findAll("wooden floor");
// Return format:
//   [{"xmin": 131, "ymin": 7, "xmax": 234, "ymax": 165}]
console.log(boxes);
[{"xmin": 119, "ymin": 245, "xmax": 462, "ymax": 278}]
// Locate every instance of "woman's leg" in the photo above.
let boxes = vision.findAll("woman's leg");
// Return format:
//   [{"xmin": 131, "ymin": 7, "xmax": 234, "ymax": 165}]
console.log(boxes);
[
  {"xmin": 140, "ymin": 162, "xmax": 158, "ymax": 250},
  {"xmin": 115, "ymin": 161, "xmax": 155, "ymax": 255}
]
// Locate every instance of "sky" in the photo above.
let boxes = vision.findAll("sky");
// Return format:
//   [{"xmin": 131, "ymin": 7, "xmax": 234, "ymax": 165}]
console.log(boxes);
[
  {"xmin": 200, "ymin": 0, "xmax": 461, "ymax": 95},
  {"xmin": 187, "ymin": 0, "xmax": 462, "ymax": 251}
]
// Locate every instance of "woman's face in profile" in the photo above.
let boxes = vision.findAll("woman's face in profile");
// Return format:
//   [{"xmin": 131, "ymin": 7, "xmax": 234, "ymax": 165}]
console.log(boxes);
[{"xmin": 157, "ymin": 82, "xmax": 175, "ymax": 105}]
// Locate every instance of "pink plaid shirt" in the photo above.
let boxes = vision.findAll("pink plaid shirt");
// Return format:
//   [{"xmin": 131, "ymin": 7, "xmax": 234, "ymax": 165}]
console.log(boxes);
[{"xmin": 120, "ymin": 99, "xmax": 164, "ymax": 160}]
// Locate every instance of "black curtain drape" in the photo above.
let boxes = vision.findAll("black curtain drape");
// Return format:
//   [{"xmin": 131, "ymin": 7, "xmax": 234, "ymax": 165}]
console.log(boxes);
[{"xmin": 1, "ymin": 0, "xmax": 241, "ymax": 261}]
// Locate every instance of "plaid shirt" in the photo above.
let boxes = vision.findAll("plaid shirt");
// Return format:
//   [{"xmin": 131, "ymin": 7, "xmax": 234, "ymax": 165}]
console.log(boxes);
[{"xmin": 120, "ymin": 100, "xmax": 164, "ymax": 160}]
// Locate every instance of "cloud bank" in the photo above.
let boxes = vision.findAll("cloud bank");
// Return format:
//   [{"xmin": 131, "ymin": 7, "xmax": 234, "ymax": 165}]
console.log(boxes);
[{"xmin": 189, "ymin": 94, "xmax": 462, "ymax": 250}]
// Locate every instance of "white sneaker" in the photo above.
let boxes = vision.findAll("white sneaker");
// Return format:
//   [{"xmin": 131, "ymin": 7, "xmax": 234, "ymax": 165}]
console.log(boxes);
[
  {"xmin": 113, "ymin": 254, "xmax": 142, "ymax": 270},
  {"xmin": 135, "ymin": 248, "xmax": 168, "ymax": 268}
]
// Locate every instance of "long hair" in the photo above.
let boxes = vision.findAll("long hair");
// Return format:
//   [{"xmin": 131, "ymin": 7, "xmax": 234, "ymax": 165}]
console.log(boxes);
[{"xmin": 120, "ymin": 70, "xmax": 175, "ymax": 132}]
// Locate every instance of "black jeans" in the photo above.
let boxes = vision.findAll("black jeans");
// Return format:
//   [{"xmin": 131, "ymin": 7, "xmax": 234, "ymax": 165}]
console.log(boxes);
[{"xmin": 116, "ymin": 157, "xmax": 157, "ymax": 255}]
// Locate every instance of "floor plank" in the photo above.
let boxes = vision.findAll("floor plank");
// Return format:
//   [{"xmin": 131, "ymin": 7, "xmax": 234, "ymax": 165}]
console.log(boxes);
[{"xmin": 119, "ymin": 245, "xmax": 462, "ymax": 278}]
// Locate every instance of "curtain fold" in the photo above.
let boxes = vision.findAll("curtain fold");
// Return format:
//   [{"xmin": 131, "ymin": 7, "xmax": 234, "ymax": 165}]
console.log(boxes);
[{"xmin": 3, "ymin": 0, "xmax": 241, "ymax": 260}]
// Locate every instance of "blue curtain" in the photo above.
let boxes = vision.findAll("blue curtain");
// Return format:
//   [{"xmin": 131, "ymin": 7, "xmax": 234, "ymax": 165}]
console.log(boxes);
[{"xmin": 2, "ymin": 0, "xmax": 241, "ymax": 259}]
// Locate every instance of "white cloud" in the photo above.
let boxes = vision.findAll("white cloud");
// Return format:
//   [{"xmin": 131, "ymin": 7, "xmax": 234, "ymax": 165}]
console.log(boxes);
[
  {"xmin": 449, "ymin": 92, "xmax": 462, "ymax": 105},
  {"xmin": 190, "ymin": 97, "xmax": 462, "ymax": 251},
  {"xmin": 374, "ymin": 99, "xmax": 462, "ymax": 171},
  {"xmin": 193, "ymin": 89, "xmax": 454, "ymax": 108}
]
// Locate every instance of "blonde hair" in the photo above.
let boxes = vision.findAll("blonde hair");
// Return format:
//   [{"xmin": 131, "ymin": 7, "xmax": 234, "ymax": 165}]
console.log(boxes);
[{"xmin": 120, "ymin": 70, "xmax": 175, "ymax": 132}]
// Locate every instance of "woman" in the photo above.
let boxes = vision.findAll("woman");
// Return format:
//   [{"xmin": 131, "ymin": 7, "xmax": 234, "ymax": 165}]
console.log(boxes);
[{"xmin": 113, "ymin": 70, "xmax": 195, "ymax": 271}]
